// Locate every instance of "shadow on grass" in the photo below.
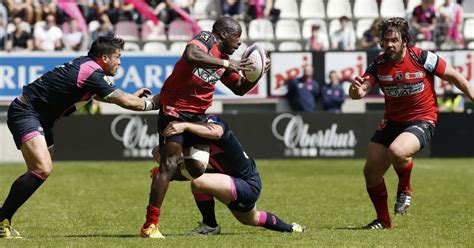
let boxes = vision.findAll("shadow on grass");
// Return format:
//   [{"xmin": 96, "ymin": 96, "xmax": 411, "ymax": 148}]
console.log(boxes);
[{"xmin": 61, "ymin": 232, "xmax": 241, "ymax": 238}]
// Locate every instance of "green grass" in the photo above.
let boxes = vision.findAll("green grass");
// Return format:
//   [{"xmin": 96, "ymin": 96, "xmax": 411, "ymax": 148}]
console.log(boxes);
[{"xmin": 0, "ymin": 159, "xmax": 473, "ymax": 247}]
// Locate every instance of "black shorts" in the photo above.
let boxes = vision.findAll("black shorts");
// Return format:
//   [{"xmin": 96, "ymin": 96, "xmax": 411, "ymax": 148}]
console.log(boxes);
[
  {"xmin": 371, "ymin": 119, "xmax": 435, "ymax": 149},
  {"xmin": 227, "ymin": 173, "xmax": 262, "ymax": 212},
  {"xmin": 7, "ymin": 98, "xmax": 54, "ymax": 150},
  {"xmin": 158, "ymin": 106, "xmax": 208, "ymax": 148}
]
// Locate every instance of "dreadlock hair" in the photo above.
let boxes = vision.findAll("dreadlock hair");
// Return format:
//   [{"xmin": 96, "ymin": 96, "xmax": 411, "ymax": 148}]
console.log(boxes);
[
  {"xmin": 212, "ymin": 16, "xmax": 241, "ymax": 36},
  {"xmin": 379, "ymin": 17, "xmax": 413, "ymax": 47},
  {"xmin": 88, "ymin": 36, "xmax": 124, "ymax": 60}
]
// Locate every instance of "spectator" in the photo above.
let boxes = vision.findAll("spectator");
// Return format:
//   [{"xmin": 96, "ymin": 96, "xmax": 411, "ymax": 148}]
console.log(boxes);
[
  {"xmin": 322, "ymin": 71, "xmax": 345, "ymax": 113},
  {"xmin": 63, "ymin": 19, "xmax": 85, "ymax": 51},
  {"xmin": 438, "ymin": 0, "xmax": 464, "ymax": 48},
  {"xmin": 156, "ymin": 0, "xmax": 195, "ymax": 25},
  {"xmin": 4, "ymin": 0, "xmax": 34, "ymax": 24},
  {"xmin": 0, "ymin": 18, "xmax": 5, "ymax": 51},
  {"xmin": 90, "ymin": 13, "xmax": 115, "ymax": 44},
  {"xmin": 330, "ymin": 16, "xmax": 356, "ymax": 51},
  {"xmin": 360, "ymin": 18, "xmax": 382, "ymax": 51},
  {"xmin": 148, "ymin": 0, "xmax": 168, "ymax": 24},
  {"xmin": 411, "ymin": 0, "xmax": 437, "ymax": 41},
  {"xmin": 34, "ymin": 14, "xmax": 62, "ymax": 51},
  {"xmin": 6, "ymin": 17, "xmax": 33, "ymax": 51},
  {"xmin": 33, "ymin": 0, "xmax": 57, "ymax": 24},
  {"xmin": 246, "ymin": 0, "xmax": 280, "ymax": 23},
  {"xmin": 305, "ymin": 24, "xmax": 329, "ymax": 51},
  {"xmin": 286, "ymin": 64, "xmax": 320, "ymax": 112},
  {"xmin": 221, "ymin": 0, "xmax": 244, "ymax": 19},
  {"xmin": 438, "ymin": 83, "xmax": 464, "ymax": 112}
]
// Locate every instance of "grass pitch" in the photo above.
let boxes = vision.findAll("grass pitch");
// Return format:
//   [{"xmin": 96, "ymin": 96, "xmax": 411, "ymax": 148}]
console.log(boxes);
[{"xmin": 0, "ymin": 159, "xmax": 472, "ymax": 247}]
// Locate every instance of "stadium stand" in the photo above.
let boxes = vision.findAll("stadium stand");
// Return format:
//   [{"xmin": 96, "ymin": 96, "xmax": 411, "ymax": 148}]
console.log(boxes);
[
  {"xmin": 248, "ymin": 19, "xmax": 274, "ymax": 41},
  {"xmin": 356, "ymin": 18, "xmax": 375, "ymax": 40},
  {"xmin": 275, "ymin": 19, "xmax": 301, "ymax": 41},
  {"xmin": 380, "ymin": 0, "xmax": 406, "ymax": 18},
  {"xmin": 354, "ymin": 0, "xmax": 379, "ymax": 19},
  {"xmin": 143, "ymin": 41, "xmax": 168, "ymax": 53},
  {"xmin": 141, "ymin": 20, "xmax": 167, "ymax": 41},
  {"xmin": 302, "ymin": 19, "xmax": 328, "ymax": 39},
  {"xmin": 274, "ymin": 0, "xmax": 299, "ymax": 19},
  {"xmin": 326, "ymin": 0, "xmax": 353, "ymax": 19},
  {"xmin": 168, "ymin": 19, "xmax": 194, "ymax": 41},
  {"xmin": 278, "ymin": 41, "xmax": 303, "ymax": 51},
  {"xmin": 300, "ymin": 0, "xmax": 326, "ymax": 19}
]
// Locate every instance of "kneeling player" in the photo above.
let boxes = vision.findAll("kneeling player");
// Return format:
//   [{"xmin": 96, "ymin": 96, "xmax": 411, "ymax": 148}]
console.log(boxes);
[{"xmin": 154, "ymin": 116, "xmax": 304, "ymax": 235}]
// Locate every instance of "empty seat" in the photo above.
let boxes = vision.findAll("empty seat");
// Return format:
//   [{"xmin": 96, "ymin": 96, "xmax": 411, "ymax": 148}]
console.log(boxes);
[
  {"xmin": 124, "ymin": 41, "xmax": 140, "ymax": 51},
  {"xmin": 380, "ymin": 0, "xmax": 406, "ymax": 18},
  {"xmin": 356, "ymin": 18, "xmax": 375, "ymax": 39},
  {"xmin": 463, "ymin": 0, "xmax": 474, "ymax": 18},
  {"xmin": 115, "ymin": 21, "xmax": 139, "ymax": 41},
  {"xmin": 253, "ymin": 41, "xmax": 276, "ymax": 52},
  {"xmin": 278, "ymin": 41, "xmax": 303, "ymax": 51},
  {"xmin": 170, "ymin": 41, "xmax": 188, "ymax": 54},
  {"xmin": 275, "ymin": 20, "xmax": 301, "ymax": 40},
  {"xmin": 302, "ymin": 19, "xmax": 328, "ymax": 39},
  {"xmin": 415, "ymin": 41, "xmax": 436, "ymax": 50},
  {"xmin": 168, "ymin": 20, "xmax": 194, "ymax": 41},
  {"xmin": 354, "ymin": 0, "xmax": 379, "ymax": 19},
  {"xmin": 197, "ymin": 19, "xmax": 214, "ymax": 32},
  {"xmin": 248, "ymin": 19, "xmax": 274, "ymax": 40},
  {"xmin": 274, "ymin": 0, "xmax": 299, "ymax": 19},
  {"xmin": 327, "ymin": 0, "xmax": 352, "ymax": 19},
  {"xmin": 300, "ymin": 0, "xmax": 325, "ymax": 19},
  {"xmin": 88, "ymin": 20, "xmax": 100, "ymax": 33},
  {"xmin": 143, "ymin": 42, "xmax": 168, "ymax": 53},
  {"xmin": 406, "ymin": 0, "xmax": 421, "ymax": 17},
  {"xmin": 467, "ymin": 41, "xmax": 474, "ymax": 49},
  {"xmin": 141, "ymin": 20, "xmax": 166, "ymax": 41},
  {"xmin": 463, "ymin": 18, "xmax": 474, "ymax": 40},
  {"xmin": 239, "ymin": 21, "xmax": 248, "ymax": 40},
  {"xmin": 193, "ymin": 0, "xmax": 214, "ymax": 19}
]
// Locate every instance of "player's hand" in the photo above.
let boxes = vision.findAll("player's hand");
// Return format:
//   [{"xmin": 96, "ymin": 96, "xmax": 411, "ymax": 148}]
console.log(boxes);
[
  {"xmin": 349, "ymin": 76, "xmax": 369, "ymax": 99},
  {"xmin": 151, "ymin": 94, "xmax": 160, "ymax": 106},
  {"xmin": 228, "ymin": 58, "xmax": 253, "ymax": 73},
  {"xmin": 163, "ymin": 121, "xmax": 187, "ymax": 137},
  {"xmin": 134, "ymin": 88, "xmax": 152, "ymax": 98}
]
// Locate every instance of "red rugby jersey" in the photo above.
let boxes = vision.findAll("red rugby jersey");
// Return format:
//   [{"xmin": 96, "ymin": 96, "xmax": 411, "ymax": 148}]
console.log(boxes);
[
  {"xmin": 160, "ymin": 31, "xmax": 240, "ymax": 113},
  {"xmin": 363, "ymin": 46, "xmax": 447, "ymax": 125}
]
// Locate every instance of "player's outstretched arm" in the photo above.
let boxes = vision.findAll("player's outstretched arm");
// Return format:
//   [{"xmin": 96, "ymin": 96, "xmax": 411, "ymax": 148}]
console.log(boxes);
[
  {"xmin": 349, "ymin": 76, "xmax": 373, "ymax": 99},
  {"xmin": 441, "ymin": 65, "xmax": 474, "ymax": 102},
  {"xmin": 224, "ymin": 56, "xmax": 271, "ymax": 96},
  {"xmin": 102, "ymin": 89, "xmax": 158, "ymax": 111},
  {"xmin": 163, "ymin": 121, "xmax": 224, "ymax": 140}
]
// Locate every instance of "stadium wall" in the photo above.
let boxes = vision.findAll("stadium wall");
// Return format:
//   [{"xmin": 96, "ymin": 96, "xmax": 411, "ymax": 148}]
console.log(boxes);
[{"xmin": 0, "ymin": 112, "xmax": 472, "ymax": 162}]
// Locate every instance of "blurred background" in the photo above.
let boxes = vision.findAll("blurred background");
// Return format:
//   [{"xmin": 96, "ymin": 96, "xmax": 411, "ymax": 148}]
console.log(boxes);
[{"xmin": 0, "ymin": 0, "xmax": 473, "ymax": 162}]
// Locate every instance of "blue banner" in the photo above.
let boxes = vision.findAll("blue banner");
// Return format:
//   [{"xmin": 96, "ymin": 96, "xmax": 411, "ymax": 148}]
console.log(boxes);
[{"xmin": 0, "ymin": 53, "xmax": 266, "ymax": 100}]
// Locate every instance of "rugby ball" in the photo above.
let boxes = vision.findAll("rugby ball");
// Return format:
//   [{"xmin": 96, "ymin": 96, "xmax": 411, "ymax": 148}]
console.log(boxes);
[{"xmin": 241, "ymin": 44, "xmax": 266, "ymax": 83}]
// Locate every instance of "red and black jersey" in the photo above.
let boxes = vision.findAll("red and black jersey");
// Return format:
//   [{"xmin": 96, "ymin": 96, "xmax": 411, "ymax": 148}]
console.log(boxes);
[
  {"xmin": 159, "ymin": 31, "xmax": 240, "ymax": 113},
  {"xmin": 363, "ymin": 46, "xmax": 447, "ymax": 125}
]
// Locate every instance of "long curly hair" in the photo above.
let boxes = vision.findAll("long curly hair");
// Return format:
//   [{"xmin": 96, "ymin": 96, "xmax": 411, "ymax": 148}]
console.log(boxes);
[{"xmin": 378, "ymin": 17, "xmax": 413, "ymax": 47}]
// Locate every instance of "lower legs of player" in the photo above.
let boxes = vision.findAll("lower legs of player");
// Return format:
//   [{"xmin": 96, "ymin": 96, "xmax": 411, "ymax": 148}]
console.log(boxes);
[
  {"xmin": 363, "ymin": 142, "xmax": 392, "ymax": 228},
  {"xmin": 0, "ymin": 136, "xmax": 52, "ymax": 237},
  {"xmin": 143, "ymin": 143, "xmax": 182, "ymax": 230},
  {"xmin": 231, "ymin": 208, "xmax": 296, "ymax": 232}
]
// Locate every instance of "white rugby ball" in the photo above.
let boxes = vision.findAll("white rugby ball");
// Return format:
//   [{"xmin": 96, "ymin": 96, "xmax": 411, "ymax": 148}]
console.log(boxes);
[{"xmin": 241, "ymin": 44, "xmax": 266, "ymax": 83}]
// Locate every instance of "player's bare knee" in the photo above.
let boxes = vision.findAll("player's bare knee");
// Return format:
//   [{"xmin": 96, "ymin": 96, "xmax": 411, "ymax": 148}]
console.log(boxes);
[
  {"xmin": 190, "ymin": 177, "xmax": 205, "ymax": 192},
  {"xmin": 160, "ymin": 155, "xmax": 180, "ymax": 175},
  {"xmin": 387, "ymin": 146, "xmax": 408, "ymax": 165},
  {"xmin": 151, "ymin": 146, "xmax": 161, "ymax": 161},
  {"xmin": 184, "ymin": 159, "xmax": 206, "ymax": 178}
]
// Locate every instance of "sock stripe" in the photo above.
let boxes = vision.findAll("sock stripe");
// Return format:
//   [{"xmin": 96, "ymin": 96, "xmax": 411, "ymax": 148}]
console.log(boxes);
[{"xmin": 257, "ymin": 211, "xmax": 267, "ymax": 226}]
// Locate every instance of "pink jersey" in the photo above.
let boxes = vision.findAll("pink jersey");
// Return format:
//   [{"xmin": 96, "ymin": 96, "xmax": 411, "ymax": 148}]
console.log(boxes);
[
  {"xmin": 160, "ymin": 31, "xmax": 240, "ymax": 113},
  {"xmin": 363, "ymin": 46, "xmax": 447, "ymax": 125}
]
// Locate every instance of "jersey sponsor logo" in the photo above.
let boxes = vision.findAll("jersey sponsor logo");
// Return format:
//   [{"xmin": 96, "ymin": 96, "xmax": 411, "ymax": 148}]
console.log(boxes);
[
  {"xmin": 395, "ymin": 72, "xmax": 403, "ymax": 81},
  {"xmin": 405, "ymin": 71, "xmax": 425, "ymax": 79},
  {"xmin": 103, "ymin": 75, "xmax": 115, "ymax": 87},
  {"xmin": 377, "ymin": 74, "xmax": 393, "ymax": 81},
  {"xmin": 382, "ymin": 81, "xmax": 424, "ymax": 97},
  {"xmin": 424, "ymin": 51, "xmax": 438, "ymax": 72},
  {"xmin": 199, "ymin": 32, "xmax": 211, "ymax": 42},
  {"xmin": 193, "ymin": 67, "xmax": 223, "ymax": 84}
]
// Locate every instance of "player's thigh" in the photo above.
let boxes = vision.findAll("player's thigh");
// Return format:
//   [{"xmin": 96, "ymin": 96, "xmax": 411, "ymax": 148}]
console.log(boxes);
[
  {"xmin": 231, "ymin": 207, "xmax": 259, "ymax": 226},
  {"xmin": 191, "ymin": 173, "xmax": 234, "ymax": 204},
  {"xmin": 364, "ymin": 141, "xmax": 391, "ymax": 185},
  {"xmin": 20, "ymin": 135, "xmax": 53, "ymax": 174},
  {"xmin": 388, "ymin": 132, "xmax": 420, "ymax": 162}
]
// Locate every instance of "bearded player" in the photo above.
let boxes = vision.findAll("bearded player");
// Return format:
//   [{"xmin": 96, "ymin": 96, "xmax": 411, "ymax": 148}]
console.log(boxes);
[{"xmin": 349, "ymin": 17, "xmax": 474, "ymax": 229}]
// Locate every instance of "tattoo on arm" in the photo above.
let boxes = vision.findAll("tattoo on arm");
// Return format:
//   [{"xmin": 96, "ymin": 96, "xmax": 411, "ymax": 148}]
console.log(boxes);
[{"xmin": 103, "ymin": 89, "xmax": 125, "ymax": 103}]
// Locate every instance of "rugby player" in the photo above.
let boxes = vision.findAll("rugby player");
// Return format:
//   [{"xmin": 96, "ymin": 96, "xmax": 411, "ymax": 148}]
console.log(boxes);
[
  {"xmin": 349, "ymin": 17, "xmax": 474, "ymax": 229},
  {"xmin": 1, "ymin": 36, "xmax": 159, "ymax": 238}
]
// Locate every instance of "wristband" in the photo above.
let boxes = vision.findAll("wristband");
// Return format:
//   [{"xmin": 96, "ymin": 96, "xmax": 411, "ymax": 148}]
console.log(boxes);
[
  {"xmin": 143, "ymin": 99, "xmax": 155, "ymax": 111},
  {"xmin": 223, "ymin": 60, "xmax": 230, "ymax": 68}
]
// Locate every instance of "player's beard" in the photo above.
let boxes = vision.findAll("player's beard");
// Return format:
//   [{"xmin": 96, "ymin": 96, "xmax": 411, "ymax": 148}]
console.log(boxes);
[{"xmin": 384, "ymin": 50, "xmax": 403, "ymax": 62}]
